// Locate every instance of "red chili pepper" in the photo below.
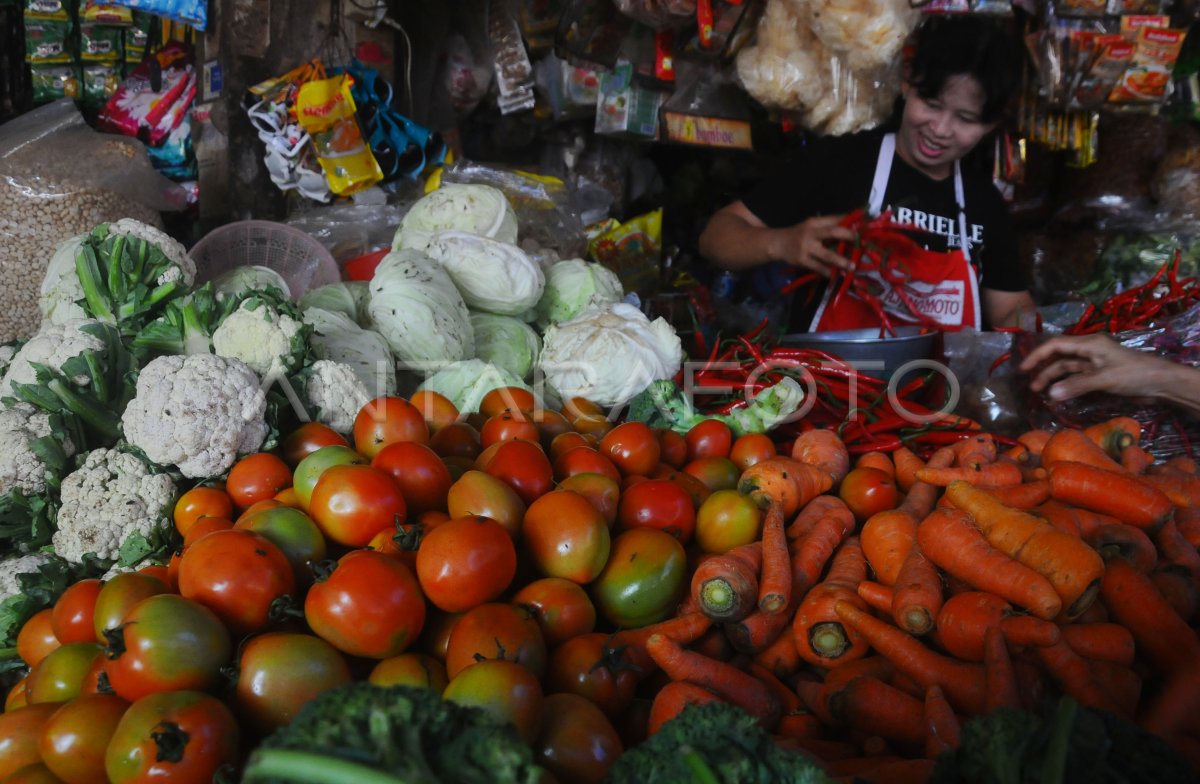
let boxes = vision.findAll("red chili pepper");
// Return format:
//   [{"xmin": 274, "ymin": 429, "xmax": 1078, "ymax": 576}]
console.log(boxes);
[
  {"xmin": 847, "ymin": 435, "xmax": 903, "ymax": 454},
  {"xmin": 781, "ymin": 272, "xmax": 820, "ymax": 295}
]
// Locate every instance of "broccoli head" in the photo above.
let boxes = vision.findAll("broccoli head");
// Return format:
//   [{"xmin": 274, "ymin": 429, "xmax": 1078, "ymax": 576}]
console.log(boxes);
[{"xmin": 240, "ymin": 682, "xmax": 544, "ymax": 784}]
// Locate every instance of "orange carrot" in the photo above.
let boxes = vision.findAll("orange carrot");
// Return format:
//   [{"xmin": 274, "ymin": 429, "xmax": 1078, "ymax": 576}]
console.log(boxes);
[
  {"xmin": 1040, "ymin": 428, "xmax": 1124, "ymax": 471},
  {"xmin": 953, "ymin": 433, "xmax": 997, "ymax": 470},
  {"xmin": 893, "ymin": 447, "xmax": 925, "ymax": 493},
  {"xmin": 747, "ymin": 661, "xmax": 802, "ymax": 714},
  {"xmin": 824, "ymin": 675, "xmax": 926, "ymax": 747},
  {"xmin": 790, "ymin": 428, "xmax": 851, "ymax": 486},
  {"xmin": 923, "ymin": 685, "xmax": 961, "ymax": 759},
  {"xmin": 609, "ymin": 611, "xmax": 713, "ymax": 674},
  {"xmin": 1088, "ymin": 659, "xmax": 1141, "ymax": 718},
  {"xmin": 725, "ymin": 604, "xmax": 791, "ymax": 655},
  {"xmin": 1033, "ymin": 638, "xmax": 1118, "ymax": 713},
  {"xmin": 944, "ymin": 480, "xmax": 1106, "ymax": 620},
  {"xmin": 891, "ymin": 545, "xmax": 942, "ymax": 636},
  {"xmin": 1071, "ymin": 507, "xmax": 1123, "ymax": 539},
  {"xmin": 833, "ymin": 600, "xmax": 987, "ymax": 715},
  {"xmin": 1140, "ymin": 473, "xmax": 1200, "ymax": 508},
  {"xmin": 690, "ymin": 541, "xmax": 762, "ymax": 622},
  {"xmin": 776, "ymin": 710, "xmax": 824, "ymax": 740},
  {"xmin": 856, "ymin": 451, "xmax": 895, "ymax": 477},
  {"xmin": 915, "ymin": 460, "xmax": 1022, "ymax": 487},
  {"xmin": 758, "ymin": 500, "xmax": 791, "ymax": 615},
  {"xmin": 1047, "ymin": 461, "xmax": 1174, "ymax": 532},
  {"xmin": 788, "ymin": 735, "xmax": 859, "ymax": 762},
  {"xmin": 1157, "ymin": 519, "xmax": 1200, "ymax": 582},
  {"xmin": 1151, "ymin": 566, "xmax": 1198, "ymax": 623},
  {"xmin": 978, "ymin": 479, "xmax": 1050, "ymax": 510},
  {"xmin": 1001, "ymin": 442, "xmax": 1030, "ymax": 465},
  {"xmin": 860, "ymin": 509, "xmax": 917, "ymax": 587},
  {"xmin": 787, "ymin": 495, "xmax": 853, "ymax": 541},
  {"xmin": 820, "ymin": 655, "xmax": 897, "ymax": 693},
  {"xmin": 645, "ymin": 632, "xmax": 781, "ymax": 727},
  {"xmin": 647, "ymin": 680, "xmax": 722, "ymax": 735},
  {"xmin": 917, "ymin": 507, "xmax": 1064, "ymax": 621},
  {"xmin": 856, "ymin": 580, "xmax": 894, "ymax": 615},
  {"xmin": 1100, "ymin": 557, "xmax": 1200, "ymax": 676},
  {"xmin": 1012, "ymin": 657, "xmax": 1049, "ymax": 712},
  {"xmin": 983, "ymin": 626, "xmax": 1021, "ymax": 711},
  {"xmin": 738, "ymin": 456, "xmax": 834, "ymax": 517},
  {"xmin": 1177, "ymin": 506, "xmax": 1200, "ymax": 549},
  {"xmin": 1031, "ymin": 500, "xmax": 1082, "ymax": 538},
  {"xmin": 692, "ymin": 625, "xmax": 734, "ymax": 663},
  {"xmin": 1120, "ymin": 444, "xmax": 1154, "ymax": 475},
  {"xmin": 1072, "ymin": 600, "xmax": 1109, "ymax": 625},
  {"xmin": 754, "ymin": 619, "xmax": 802, "ymax": 678},
  {"xmin": 1059, "ymin": 622, "xmax": 1135, "ymax": 667},
  {"xmin": 1082, "ymin": 417, "xmax": 1141, "ymax": 459},
  {"xmin": 935, "ymin": 591, "xmax": 1061, "ymax": 662},
  {"xmin": 790, "ymin": 498, "xmax": 856, "ymax": 598},
  {"xmin": 793, "ymin": 537, "xmax": 870, "ymax": 668},
  {"xmin": 1086, "ymin": 524, "xmax": 1158, "ymax": 573},
  {"xmin": 1018, "ymin": 429, "xmax": 1052, "ymax": 457}
]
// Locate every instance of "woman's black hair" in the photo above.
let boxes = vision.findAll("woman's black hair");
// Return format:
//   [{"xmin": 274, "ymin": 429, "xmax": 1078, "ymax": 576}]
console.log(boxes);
[{"xmin": 907, "ymin": 15, "xmax": 1022, "ymax": 124}]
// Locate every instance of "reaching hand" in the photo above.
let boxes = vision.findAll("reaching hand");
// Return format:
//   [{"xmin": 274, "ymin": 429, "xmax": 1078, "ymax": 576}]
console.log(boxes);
[
  {"xmin": 767, "ymin": 215, "xmax": 858, "ymax": 277},
  {"xmin": 1018, "ymin": 334, "xmax": 1168, "ymax": 401}
]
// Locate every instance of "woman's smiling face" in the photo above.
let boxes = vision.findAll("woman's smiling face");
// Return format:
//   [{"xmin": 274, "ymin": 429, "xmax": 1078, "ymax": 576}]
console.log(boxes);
[{"xmin": 896, "ymin": 74, "xmax": 997, "ymax": 181}]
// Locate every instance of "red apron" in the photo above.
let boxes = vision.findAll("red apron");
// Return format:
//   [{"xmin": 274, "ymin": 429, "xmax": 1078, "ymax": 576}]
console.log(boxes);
[{"xmin": 809, "ymin": 133, "xmax": 983, "ymax": 333}]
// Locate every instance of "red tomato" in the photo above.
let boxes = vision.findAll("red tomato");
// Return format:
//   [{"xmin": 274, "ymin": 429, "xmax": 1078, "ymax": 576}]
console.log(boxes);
[
  {"xmin": 305, "ymin": 549, "xmax": 426, "ymax": 659},
  {"xmin": 533, "ymin": 692, "xmax": 624, "ymax": 784},
  {"xmin": 25, "ymin": 642, "xmax": 99, "ymax": 705},
  {"xmin": 694, "ymin": 489, "xmax": 762, "ymax": 554},
  {"xmin": 560, "ymin": 396, "xmax": 604, "ymax": 422},
  {"xmin": 50, "ymin": 579, "xmax": 102, "ymax": 645},
  {"xmin": 549, "ymin": 431, "xmax": 591, "ymax": 462},
  {"xmin": 78, "ymin": 650, "xmax": 108, "ymax": 696},
  {"xmin": 480, "ymin": 387, "xmax": 537, "ymax": 418},
  {"xmin": 483, "ymin": 439, "xmax": 553, "ymax": 505},
  {"xmin": 92, "ymin": 573, "xmax": 166, "ymax": 645},
  {"xmin": 682, "ymin": 456, "xmax": 741, "ymax": 492},
  {"xmin": 0, "ymin": 704, "xmax": 59, "ymax": 779},
  {"xmin": 5, "ymin": 762, "xmax": 62, "ymax": 783},
  {"xmin": 553, "ymin": 446, "xmax": 621, "ymax": 484},
  {"xmin": 590, "ymin": 528, "xmax": 687, "ymax": 628},
  {"xmin": 661, "ymin": 469, "xmax": 712, "ymax": 510},
  {"xmin": 685, "ymin": 419, "xmax": 733, "ymax": 461},
  {"xmin": 429, "ymin": 421, "xmax": 482, "ymax": 459},
  {"xmin": 839, "ymin": 466, "xmax": 900, "ymax": 522},
  {"xmin": 523, "ymin": 490, "xmax": 611, "ymax": 584},
  {"xmin": 416, "ymin": 516, "xmax": 516, "ymax": 613},
  {"xmin": 658, "ymin": 429, "xmax": 688, "ymax": 469},
  {"xmin": 600, "ymin": 422, "xmax": 660, "ymax": 477},
  {"xmin": 445, "ymin": 470, "xmax": 525, "ymax": 539},
  {"xmin": 234, "ymin": 632, "xmax": 352, "ymax": 734},
  {"xmin": 172, "ymin": 486, "xmax": 234, "ymax": 537},
  {"xmin": 417, "ymin": 608, "xmax": 463, "ymax": 662},
  {"xmin": 444, "ymin": 602, "xmax": 547, "ymax": 679},
  {"xmin": 730, "ymin": 433, "xmax": 777, "ymax": 472},
  {"xmin": 510, "ymin": 577, "xmax": 597, "ymax": 647},
  {"xmin": 16, "ymin": 609, "xmax": 58, "ymax": 669},
  {"xmin": 308, "ymin": 464, "xmax": 407, "ymax": 547},
  {"xmin": 225, "ymin": 452, "xmax": 292, "ymax": 510},
  {"xmin": 104, "ymin": 595, "xmax": 231, "ymax": 703},
  {"xmin": 353, "ymin": 396, "xmax": 430, "ymax": 458},
  {"xmin": 5, "ymin": 678, "xmax": 27, "ymax": 712},
  {"xmin": 408, "ymin": 390, "xmax": 461, "ymax": 433},
  {"xmin": 442, "ymin": 659, "xmax": 544, "ymax": 743},
  {"xmin": 104, "ymin": 691, "xmax": 238, "ymax": 784},
  {"xmin": 531, "ymin": 409, "xmax": 573, "ymax": 452},
  {"xmin": 617, "ymin": 479, "xmax": 696, "ymax": 543},
  {"xmin": 544, "ymin": 632, "xmax": 639, "ymax": 721},
  {"xmin": 372, "ymin": 441, "xmax": 453, "ymax": 516},
  {"xmin": 556, "ymin": 473, "xmax": 621, "ymax": 529},
  {"xmin": 480, "ymin": 411, "xmax": 540, "ymax": 449},
  {"xmin": 281, "ymin": 422, "xmax": 349, "ymax": 467},
  {"xmin": 181, "ymin": 516, "xmax": 233, "ymax": 547},
  {"xmin": 572, "ymin": 414, "xmax": 614, "ymax": 438},
  {"xmin": 178, "ymin": 529, "xmax": 296, "ymax": 635},
  {"xmin": 39, "ymin": 693, "xmax": 129, "ymax": 784},
  {"xmin": 368, "ymin": 652, "xmax": 449, "ymax": 693}
]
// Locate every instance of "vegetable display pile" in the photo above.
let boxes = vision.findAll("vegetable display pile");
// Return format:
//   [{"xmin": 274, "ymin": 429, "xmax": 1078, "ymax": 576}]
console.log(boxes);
[{"xmin": 3, "ymin": 191, "xmax": 1200, "ymax": 784}]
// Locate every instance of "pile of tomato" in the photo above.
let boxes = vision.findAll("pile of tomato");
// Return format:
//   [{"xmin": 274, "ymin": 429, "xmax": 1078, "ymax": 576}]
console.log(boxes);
[{"xmin": 0, "ymin": 386, "xmax": 809, "ymax": 784}]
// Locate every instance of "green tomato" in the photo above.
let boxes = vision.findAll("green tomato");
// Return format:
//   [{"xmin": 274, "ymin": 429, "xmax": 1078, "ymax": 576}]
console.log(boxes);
[
  {"xmin": 291, "ymin": 445, "xmax": 367, "ymax": 509},
  {"xmin": 590, "ymin": 528, "xmax": 687, "ymax": 629}
]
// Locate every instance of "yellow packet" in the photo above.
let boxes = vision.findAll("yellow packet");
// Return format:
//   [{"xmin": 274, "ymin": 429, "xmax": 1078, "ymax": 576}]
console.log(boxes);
[
  {"xmin": 296, "ymin": 75, "xmax": 383, "ymax": 196},
  {"xmin": 589, "ymin": 209, "xmax": 663, "ymax": 296}
]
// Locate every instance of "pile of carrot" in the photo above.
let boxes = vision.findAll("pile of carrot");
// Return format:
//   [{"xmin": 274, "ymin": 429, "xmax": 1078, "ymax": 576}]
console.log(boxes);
[{"xmin": 638, "ymin": 417, "xmax": 1200, "ymax": 783}]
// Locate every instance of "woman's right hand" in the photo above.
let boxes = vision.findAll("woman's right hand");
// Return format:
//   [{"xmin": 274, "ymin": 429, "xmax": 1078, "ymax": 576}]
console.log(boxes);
[{"xmin": 766, "ymin": 215, "xmax": 858, "ymax": 277}]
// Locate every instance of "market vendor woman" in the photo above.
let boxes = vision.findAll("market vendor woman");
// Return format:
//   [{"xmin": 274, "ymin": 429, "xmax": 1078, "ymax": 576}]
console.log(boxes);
[{"xmin": 699, "ymin": 15, "xmax": 1035, "ymax": 332}]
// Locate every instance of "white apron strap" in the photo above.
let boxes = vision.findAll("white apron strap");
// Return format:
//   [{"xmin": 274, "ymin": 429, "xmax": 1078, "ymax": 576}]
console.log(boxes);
[{"xmin": 868, "ymin": 134, "xmax": 895, "ymax": 218}]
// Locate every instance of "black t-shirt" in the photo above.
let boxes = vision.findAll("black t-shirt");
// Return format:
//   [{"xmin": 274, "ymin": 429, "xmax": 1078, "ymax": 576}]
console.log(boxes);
[{"xmin": 740, "ymin": 128, "xmax": 1025, "ymax": 330}]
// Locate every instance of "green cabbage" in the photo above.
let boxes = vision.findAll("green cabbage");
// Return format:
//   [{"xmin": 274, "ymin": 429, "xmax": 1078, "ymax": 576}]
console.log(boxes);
[
  {"xmin": 425, "ymin": 231, "xmax": 544, "ymax": 316},
  {"xmin": 393, "ymin": 184, "xmax": 519, "ymax": 253},
  {"xmin": 299, "ymin": 282, "xmax": 371, "ymax": 325},
  {"xmin": 470, "ymin": 312, "xmax": 541, "ymax": 380},
  {"xmin": 212, "ymin": 265, "xmax": 291, "ymax": 301},
  {"xmin": 303, "ymin": 307, "xmax": 396, "ymax": 396},
  {"xmin": 366, "ymin": 250, "xmax": 474, "ymax": 367},
  {"xmin": 415, "ymin": 359, "xmax": 534, "ymax": 414},
  {"xmin": 534, "ymin": 259, "xmax": 624, "ymax": 328}
]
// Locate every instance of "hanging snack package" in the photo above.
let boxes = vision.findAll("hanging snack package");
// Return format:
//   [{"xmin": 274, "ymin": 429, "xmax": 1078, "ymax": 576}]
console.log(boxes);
[
  {"xmin": 108, "ymin": 0, "xmax": 207, "ymax": 29},
  {"xmin": 23, "ymin": 0, "xmax": 70, "ymax": 20},
  {"xmin": 98, "ymin": 43, "xmax": 194, "ymax": 143},
  {"xmin": 24, "ymin": 19, "xmax": 72, "ymax": 64},
  {"xmin": 296, "ymin": 74, "xmax": 383, "ymax": 196},
  {"xmin": 588, "ymin": 208, "xmax": 663, "ymax": 296},
  {"xmin": 79, "ymin": 0, "xmax": 133, "ymax": 23},
  {"xmin": 30, "ymin": 64, "xmax": 81, "ymax": 102},
  {"xmin": 82, "ymin": 62, "xmax": 121, "ymax": 108},
  {"xmin": 1108, "ymin": 26, "xmax": 1186, "ymax": 103},
  {"xmin": 80, "ymin": 24, "xmax": 123, "ymax": 62}
]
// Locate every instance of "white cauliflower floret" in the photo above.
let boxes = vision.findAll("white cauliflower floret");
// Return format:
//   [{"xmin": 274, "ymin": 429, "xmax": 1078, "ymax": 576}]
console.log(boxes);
[
  {"xmin": 53, "ymin": 448, "xmax": 176, "ymax": 564},
  {"xmin": 0, "ymin": 319, "xmax": 106, "ymax": 399},
  {"xmin": 305, "ymin": 360, "xmax": 371, "ymax": 434},
  {"xmin": 0, "ymin": 553, "xmax": 54, "ymax": 604},
  {"xmin": 109, "ymin": 218, "xmax": 196, "ymax": 287},
  {"xmin": 0, "ymin": 403, "xmax": 75, "ymax": 497},
  {"xmin": 0, "ymin": 343, "xmax": 19, "ymax": 380},
  {"xmin": 122, "ymin": 354, "xmax": 269, "ymax": 479},
  {"xmin": 39, "ymin": 233, "xmax": 90, "ymax": 326},
  {"xmin": 212, "ymin": 299, "xmax": 306, "ymax": 378}
]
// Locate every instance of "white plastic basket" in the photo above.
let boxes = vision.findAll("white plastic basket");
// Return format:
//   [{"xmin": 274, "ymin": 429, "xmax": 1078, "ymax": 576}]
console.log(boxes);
[{"xmin": 190, "ymin": 220, "xmax": 340, "ymax": 298}]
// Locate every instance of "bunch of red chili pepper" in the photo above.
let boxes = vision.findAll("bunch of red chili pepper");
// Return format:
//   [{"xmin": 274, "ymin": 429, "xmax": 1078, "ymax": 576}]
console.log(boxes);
[
  {"xmin": 686, "ymin": 319, "xmax": 1000, "ymax": 457},
  {"xmin": 1066, "ymin": 250, "xmax": 1200, "ymax": 336}
]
